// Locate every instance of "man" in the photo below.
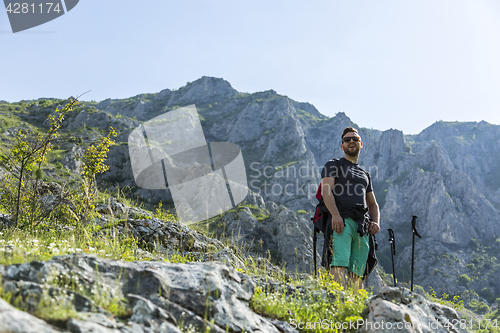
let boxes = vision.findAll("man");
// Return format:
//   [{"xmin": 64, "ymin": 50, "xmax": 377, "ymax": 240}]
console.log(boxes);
[{"xmin": 320, "ymin": 127, "xmax": 380, "ymax": 289}]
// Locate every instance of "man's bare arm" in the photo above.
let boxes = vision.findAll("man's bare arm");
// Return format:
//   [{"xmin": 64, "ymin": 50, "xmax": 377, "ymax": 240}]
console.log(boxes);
[
  {"xmin": 321, "ymin": 177, "xmax": 344, "ymax": 233},
  {"xmin": 366, "ymin": 191, "xmax": 380, "ymax": 234}
]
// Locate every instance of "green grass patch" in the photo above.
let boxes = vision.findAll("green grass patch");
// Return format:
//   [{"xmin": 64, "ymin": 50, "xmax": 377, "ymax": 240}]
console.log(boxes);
[{"xmin": 250, "ymin": 269, "xmax": 369, "ymax": 332}]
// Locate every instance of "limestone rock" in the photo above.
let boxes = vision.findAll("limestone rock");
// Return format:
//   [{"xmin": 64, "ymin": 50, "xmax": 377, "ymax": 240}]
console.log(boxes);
[
  {"xmin": 360, "ymin": 286, "xmax": 470, "ymax": 333},
  {"xmin": 0, "ymin": 298, "xmax": 62, "ymax": 333},
  {"xmin": 0, "ymin": 254, "xmax": 285, "ymax": 333},
  {"xmin": 61, "ymin": 145, "xmax": 84, "ymax": 174}
]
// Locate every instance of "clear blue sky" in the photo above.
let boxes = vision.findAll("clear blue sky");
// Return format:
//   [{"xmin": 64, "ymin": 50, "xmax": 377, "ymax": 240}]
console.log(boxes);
[{"xmin": 2, "ymin": 0, "xmax": 500, "ymax": 134}]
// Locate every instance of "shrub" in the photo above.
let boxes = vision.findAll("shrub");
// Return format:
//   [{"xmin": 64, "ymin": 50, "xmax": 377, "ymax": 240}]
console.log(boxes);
[
  {"xmin": 0, "ymin": 98, "xmax": 79, "ymax": 228},
  {"xmin": 469, "ymin": 299, "xmax": 490, "ymax": 314},
  {"xmin": 71, "ymin": 127, "xmax": 117, "ymax": 229},
  {"xmin": 479, "ymin": 287, "xmax": 495, "ymax": 303},
  {"xmin": 457, "ymin": 274, "xmax": 471, "ymax": 287}
]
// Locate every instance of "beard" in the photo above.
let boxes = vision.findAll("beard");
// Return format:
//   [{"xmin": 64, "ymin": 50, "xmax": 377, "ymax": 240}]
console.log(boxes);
[{"xmin": 344, "ymin": 145, "xmax": 360, "ymax": 157}]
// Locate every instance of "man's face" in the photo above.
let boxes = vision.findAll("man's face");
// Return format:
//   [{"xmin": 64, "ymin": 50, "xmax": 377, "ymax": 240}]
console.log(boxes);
[{"xmin": 341, "ymin": 132, "xmax": 363, "ymax": 157}]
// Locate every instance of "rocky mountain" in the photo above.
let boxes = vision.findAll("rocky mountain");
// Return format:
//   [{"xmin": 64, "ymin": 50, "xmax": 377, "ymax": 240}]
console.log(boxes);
[{"xmin": 4, "ymin": 76, "xmax": 500, "ymax": 307}]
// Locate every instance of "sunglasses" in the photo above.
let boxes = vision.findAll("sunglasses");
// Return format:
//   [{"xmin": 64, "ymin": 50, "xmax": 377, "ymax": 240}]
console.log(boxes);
[{"xmin": 342, "ymin": 136, "xmax": 361, "ymax": 143}]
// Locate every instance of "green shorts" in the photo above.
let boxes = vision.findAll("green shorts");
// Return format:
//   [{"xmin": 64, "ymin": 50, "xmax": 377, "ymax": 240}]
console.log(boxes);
[{"xmin": 331, "ymin": 217, "xmax": 369, "ymax": 277}]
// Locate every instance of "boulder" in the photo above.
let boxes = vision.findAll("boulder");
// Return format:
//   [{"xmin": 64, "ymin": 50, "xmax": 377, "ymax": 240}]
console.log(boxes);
[
  {"xmin": 0, "ymin": 254, "xmax": 287, "ymax": 333},
  {"xmin": 360, "ymin": 286, "xmax": 470, "ymax": 333}
]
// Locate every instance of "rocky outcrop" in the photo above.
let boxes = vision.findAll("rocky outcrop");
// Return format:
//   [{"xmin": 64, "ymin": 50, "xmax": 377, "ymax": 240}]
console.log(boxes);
[
  {"xmin": 0, "ymin": 252, "xmax": 471, "ymax": 333},
  {"xmin": 216, "ymin": 196, "xmax": 314, "ymax": 273},
  {"xmin": 94, "ymin": 198, "xmax": 245, "ymax": 269},
  {"xmin": 0, "ymin": 254, "xmax": 293, "ymax": 333},
  {"xmin": 61, "ymin": 145, "xmax": 84, "ymax": 174},
  {"xmin": 360, "ymin": 286, "xmax": 470, "ymax": 333}
]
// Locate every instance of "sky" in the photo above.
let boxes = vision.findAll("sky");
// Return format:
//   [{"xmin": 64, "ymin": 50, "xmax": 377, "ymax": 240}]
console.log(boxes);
[{"xmin": 2, "ymin": 0, "xmax": 500, "ymax": 135}]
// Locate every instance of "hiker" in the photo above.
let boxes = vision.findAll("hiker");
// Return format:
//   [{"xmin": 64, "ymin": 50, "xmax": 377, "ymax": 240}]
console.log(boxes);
[{"xmin": 320, "ymin": 127, "xmax": 380, "ymax": 290}]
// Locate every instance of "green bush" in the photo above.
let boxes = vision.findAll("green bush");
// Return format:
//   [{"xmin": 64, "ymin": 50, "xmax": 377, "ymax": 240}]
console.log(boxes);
[
  {"xmin": 469, "ymin": 299, "xmax": 490, "ymax": 314},
  {"xmin": 480, "ymin": 287, "xmax": 495, "ymax": 303},
  {"xmin": 457, "ymin": 274, "xmax": 471, "ymax": 287}
]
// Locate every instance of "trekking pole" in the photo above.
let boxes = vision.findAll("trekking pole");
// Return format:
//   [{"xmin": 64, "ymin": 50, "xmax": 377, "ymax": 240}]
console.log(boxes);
[
  {"xmin": 388, "ymin": 228, "xmax": 396, "ymax": 287},
  {"xmin": 410, "ymin": 216, "xmax": 421, "ymax": 292},
  {"xmin": 313, "ymin": 227, "xmax": 317, "ymax": 277}
]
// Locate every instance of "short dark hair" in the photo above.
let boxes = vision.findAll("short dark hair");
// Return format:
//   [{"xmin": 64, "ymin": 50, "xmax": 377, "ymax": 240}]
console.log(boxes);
[{"xmin": 341, "ymin": 127, "xmax": 359, "ymax": 139}]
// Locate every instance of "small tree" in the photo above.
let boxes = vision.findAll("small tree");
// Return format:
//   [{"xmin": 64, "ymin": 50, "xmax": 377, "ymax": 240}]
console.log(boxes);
[
  {"xmin": 71, "ymin": 127, "xmax": 117, "ymax": 227},
  {"xmin": 0, "ymin": 98, "xmax": 79, "ymax": 228}
]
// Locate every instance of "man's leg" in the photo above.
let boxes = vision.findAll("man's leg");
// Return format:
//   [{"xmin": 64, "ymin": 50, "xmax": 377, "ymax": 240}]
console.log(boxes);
[
  {"xmin": 347, "ymin": 271, "xmax": 363, "ymax": 290},
  {"xmin": 346, "ymin": 218, "xmax": 370, "ymax": 290},
  {"xmin": 330, "ymin": 266, "xmax": 347, "ymax": 288},
  {"xmin": 330, "ymin": 217, "xmax": 353, "ymax": 290}
]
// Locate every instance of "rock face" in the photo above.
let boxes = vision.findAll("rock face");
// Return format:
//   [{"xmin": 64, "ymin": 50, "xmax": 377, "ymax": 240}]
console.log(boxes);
[
  {"xmin": 361, "ymin": 286, "xmax": 470, "ymax": 333},
  {"xmin": 61, "ymin": 145, "xmax": 84, "ymax": 174},
  {"xmin": 0, "ymin": 254, "xmax": 291, "ymax": 333},
  {"xmin": 217, "ymin": 196, "xmax": 315, "ymax": 273}
]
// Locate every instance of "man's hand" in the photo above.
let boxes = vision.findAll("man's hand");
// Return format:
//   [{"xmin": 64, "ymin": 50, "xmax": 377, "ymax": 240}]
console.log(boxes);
[
  {"xmin": 369, "ymin": 221, "xmax": 380, "ymax": 234},
  {"xmin": 322, "ymin": 177, "xmax": 344, "ymax": 234},
  {"xmin": 366, "ymin": 192, "xmax": 380, "ymax": 235},
  {"xmin": 332, "ymin": 215, "xmax": 344, "ymax": 233}
]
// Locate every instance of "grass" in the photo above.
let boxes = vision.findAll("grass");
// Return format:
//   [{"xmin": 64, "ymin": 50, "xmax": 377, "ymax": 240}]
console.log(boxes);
[
  {"xmin": 0, "ymin": 113, "xmax": 22, "ymax": 129},
  {"xmin": 250, "ymin": 269, "xmax": 369, "ymax": 332},
  {"xmin": 0, "ymin": 228, "xmax": 133, "ymax": 321},
  {"xmin": 296, "ymin": 109, "xmax": 327, "ymax": 127},
  {"xmin": 0, "ymin": 225, "xmax": 142, "ymax": 266}
]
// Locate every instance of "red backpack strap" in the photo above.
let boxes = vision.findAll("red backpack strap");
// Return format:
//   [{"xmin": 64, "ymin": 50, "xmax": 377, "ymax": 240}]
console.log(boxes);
[{"xmin": 315, "ymin": 183, "xmax": 322, "ymax": 200}]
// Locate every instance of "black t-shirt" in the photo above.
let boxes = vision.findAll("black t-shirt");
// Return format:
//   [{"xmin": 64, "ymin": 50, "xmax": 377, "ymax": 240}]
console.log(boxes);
[{"xmin": 321, "ymin": 157, "xmax": 373, "ymax": 210}]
